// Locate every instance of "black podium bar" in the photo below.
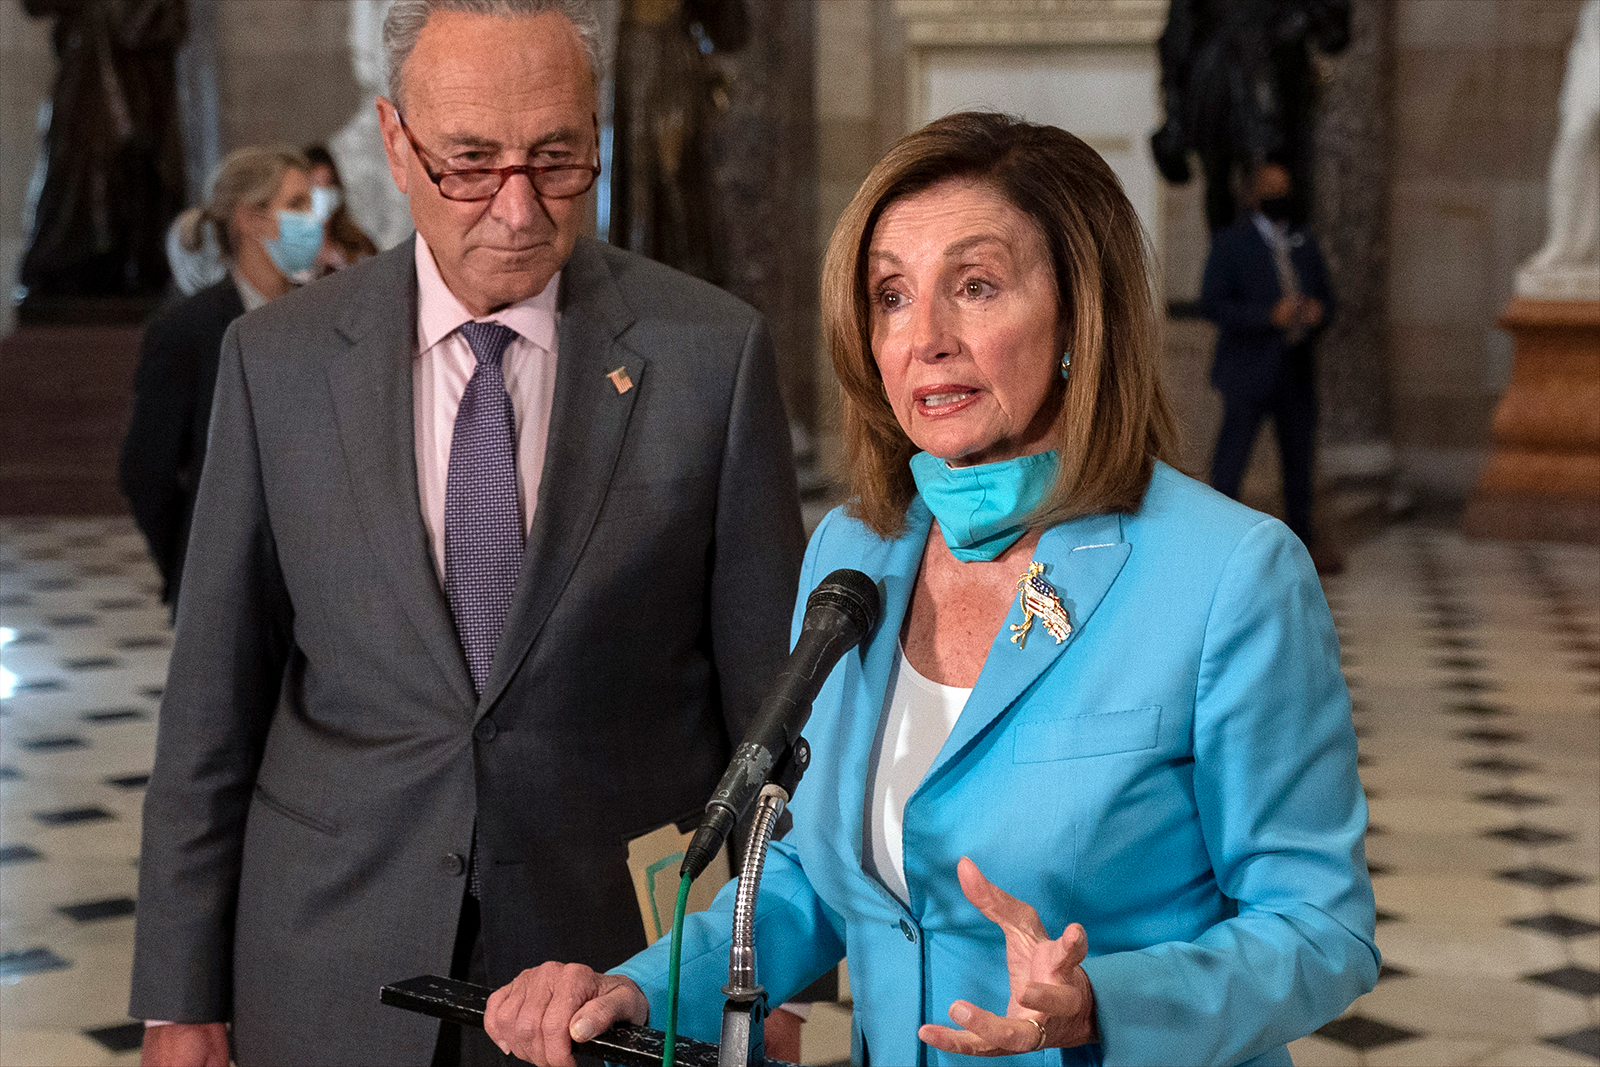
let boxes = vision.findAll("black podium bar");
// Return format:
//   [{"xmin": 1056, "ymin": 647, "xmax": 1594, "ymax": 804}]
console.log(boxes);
[{"xmin": 380, "ymin": 975, "xmax": 799, "ymax": 1067}]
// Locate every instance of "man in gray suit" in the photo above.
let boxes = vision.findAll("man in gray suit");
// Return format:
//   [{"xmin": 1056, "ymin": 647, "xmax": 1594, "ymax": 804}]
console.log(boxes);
[{"xmin": 129, "ymin": 2, "xmax": 803, "ymax": 1064}]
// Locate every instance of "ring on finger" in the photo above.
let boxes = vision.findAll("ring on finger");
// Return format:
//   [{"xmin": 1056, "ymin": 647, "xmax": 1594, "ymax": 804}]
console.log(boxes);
[{"xmin": 1026, "ymin": 1017, "xmax": 1047, "ymax": 1052}]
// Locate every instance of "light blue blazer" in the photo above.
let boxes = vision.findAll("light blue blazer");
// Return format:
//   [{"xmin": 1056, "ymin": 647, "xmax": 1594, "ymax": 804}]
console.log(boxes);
[{"xmin": 616, "ymin": 462, "xmax": 1378, "ymax": 1066}]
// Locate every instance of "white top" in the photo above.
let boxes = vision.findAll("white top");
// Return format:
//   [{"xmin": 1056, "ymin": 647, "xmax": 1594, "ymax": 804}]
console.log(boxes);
[
  {"xmin": 865, "ymin": 645, "xmax": 972, "ymax": 905},
  {"xmin": 412, "ymin": 234, "xmax": 561, "ymax": 583}
]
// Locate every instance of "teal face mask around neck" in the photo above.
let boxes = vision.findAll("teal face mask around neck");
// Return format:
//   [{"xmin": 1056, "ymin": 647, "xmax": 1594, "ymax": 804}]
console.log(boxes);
[{"xmin": 909, "ymin": 450, "xmax": 1060, "ymax": 562}]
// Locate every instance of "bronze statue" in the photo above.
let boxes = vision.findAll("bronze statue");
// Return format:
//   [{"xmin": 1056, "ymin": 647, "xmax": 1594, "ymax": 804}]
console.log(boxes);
[
  {"xmin": 19, "ymin": 0, "xmax": 187, "ymax": 304},
  {"xmin": 610, "ymin": 0, "xmax": 748, "ymax": 283},
  {"xmin": 1151, "ymin": 0, "xmax": 1349, "ymax": 230}
]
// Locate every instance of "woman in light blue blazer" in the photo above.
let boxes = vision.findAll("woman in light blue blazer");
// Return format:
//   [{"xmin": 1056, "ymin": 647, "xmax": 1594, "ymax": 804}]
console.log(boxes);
[{"xmin": 487, "ymin": 112, "xmax": 1378, "ymax": 1067}]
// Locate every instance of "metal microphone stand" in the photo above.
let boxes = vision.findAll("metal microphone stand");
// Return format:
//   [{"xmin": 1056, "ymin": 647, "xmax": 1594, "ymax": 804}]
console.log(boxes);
[
  {"xmin": 717, "ymin": 738, "xmax": 810, "ymax": 1067},
  {"xmin": 380, "ymin": 738, "xmax": 813, "ymax": 1067}
]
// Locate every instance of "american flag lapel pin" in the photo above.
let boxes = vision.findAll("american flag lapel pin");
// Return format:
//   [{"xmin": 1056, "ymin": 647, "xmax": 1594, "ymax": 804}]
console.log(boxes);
[
  {"xmin": 606, "ymin": 365, "xmax": 633, "ymax": 395},
  {"xmin": 1009, "ymin": 561, "xmax": 1072, "ymax": 649}
]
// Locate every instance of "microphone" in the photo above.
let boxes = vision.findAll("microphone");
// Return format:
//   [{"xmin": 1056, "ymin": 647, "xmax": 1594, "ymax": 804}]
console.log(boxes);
[{"xmin": 681, "ymin": 569, "xmax": 881, "ymax": 880}]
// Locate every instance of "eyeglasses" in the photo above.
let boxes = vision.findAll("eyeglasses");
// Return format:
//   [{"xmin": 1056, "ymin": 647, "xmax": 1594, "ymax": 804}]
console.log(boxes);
[{"xmin": 394, "ymin": 109, "xmax": 600, "ymax": 202}]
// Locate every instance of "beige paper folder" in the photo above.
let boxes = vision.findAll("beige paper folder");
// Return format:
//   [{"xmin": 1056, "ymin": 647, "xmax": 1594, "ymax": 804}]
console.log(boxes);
[{"xmin": 626, "ymin": 822, "xmax": 733, "ymax": 944}]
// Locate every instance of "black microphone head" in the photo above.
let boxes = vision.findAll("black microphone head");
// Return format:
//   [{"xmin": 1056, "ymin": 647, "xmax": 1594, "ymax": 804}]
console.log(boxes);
[{"xmin": 805, "ymin": 569, "xmax": 881, "ymax": 645}]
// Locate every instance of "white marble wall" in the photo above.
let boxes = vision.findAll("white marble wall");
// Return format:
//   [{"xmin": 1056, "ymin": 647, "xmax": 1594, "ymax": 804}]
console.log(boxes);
[{"xmin": 915, "ymin": 46, "xmax": 1165, "ymax": 269}]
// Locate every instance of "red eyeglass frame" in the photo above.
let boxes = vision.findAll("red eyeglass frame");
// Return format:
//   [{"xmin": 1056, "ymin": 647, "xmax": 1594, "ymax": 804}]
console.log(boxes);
[{"xmin": 393, "ymin": 108, "xmax": 601, "ymax": 202}]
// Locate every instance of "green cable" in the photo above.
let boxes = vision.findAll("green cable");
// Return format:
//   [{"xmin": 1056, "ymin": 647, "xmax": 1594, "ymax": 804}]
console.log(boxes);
[{"xmin": 663, "ymin": 871, "xmax": 693, "ymax": 1067}]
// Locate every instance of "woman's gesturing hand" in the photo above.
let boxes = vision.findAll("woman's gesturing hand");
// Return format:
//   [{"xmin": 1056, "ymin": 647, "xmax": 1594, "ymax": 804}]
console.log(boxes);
[
  {"xmin": 483, "ymin": 962, "xmax": 649, "ymax": 1066},
  {"xmin": 918, "ymin": 857, "xmax": 1097, "ymax": 1057}
]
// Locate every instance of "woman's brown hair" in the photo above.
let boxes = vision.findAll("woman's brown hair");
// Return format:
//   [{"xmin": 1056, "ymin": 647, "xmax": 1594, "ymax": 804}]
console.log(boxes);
[{"xmin": 822, "ymin": 111, "xmax": 1177, "ymax": 538}]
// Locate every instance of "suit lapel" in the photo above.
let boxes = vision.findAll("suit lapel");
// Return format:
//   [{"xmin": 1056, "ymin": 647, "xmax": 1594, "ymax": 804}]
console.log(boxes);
[
  {"xmin": 920, "ymin": 511, "xmax": 1132, "ymax": 787},
  {"xmin": 1245, "ymin": 220, "xmax": 1282, "ymax": 297},
  {"xmin": 479, "ymin": 239, "xmax": 641, "ymax": 713},
  {"xmin": 326, "ymin": 239, "xmax": 477, "ymax": 709}
]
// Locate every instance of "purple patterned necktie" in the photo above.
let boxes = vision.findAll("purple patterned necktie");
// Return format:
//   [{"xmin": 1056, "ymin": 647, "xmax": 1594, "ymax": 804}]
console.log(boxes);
[{"xmin": 445, "ymin": 321, "xmax": 524, "ymax": 695}]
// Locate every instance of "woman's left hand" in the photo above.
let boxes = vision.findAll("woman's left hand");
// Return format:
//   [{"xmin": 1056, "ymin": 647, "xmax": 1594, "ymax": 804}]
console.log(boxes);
[{"xmin": 918, "ymin": 857, "xmax": 1097, "ymax": 1057}]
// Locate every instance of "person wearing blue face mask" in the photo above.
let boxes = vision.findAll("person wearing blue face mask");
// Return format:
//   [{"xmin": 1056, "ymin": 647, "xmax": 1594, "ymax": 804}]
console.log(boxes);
[
  {"xmin": 303, "ymin": 143, "xmax": 379, "ymax": 277},
  {"xmin": 488, "ymin": 112, "xmax": 1376, "ymax": 1067},
  {"xmin": 121, "ymin": 145, "xmax": 317, "ymax": 612},
  {"xmin": 311, "ymin": 181, "xmax": 343, "ymax": 221},
  {"xmin": 265, "ymin": 203, "xmax": 326, "ymax": 286}
]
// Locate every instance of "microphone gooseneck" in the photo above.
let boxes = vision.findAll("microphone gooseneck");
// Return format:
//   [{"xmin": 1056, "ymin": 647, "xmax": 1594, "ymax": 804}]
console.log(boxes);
[{"xmin": 681, "ymin": 569, "xmax": 880, "ymax": 880}]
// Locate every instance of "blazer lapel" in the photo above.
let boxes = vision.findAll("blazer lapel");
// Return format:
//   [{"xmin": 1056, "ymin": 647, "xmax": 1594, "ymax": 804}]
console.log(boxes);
[
  {"xmin": 478, "ymin": 239, "xmax": 641, "ymax": 713},
  {"xmin": 326, "ymin": 239, "xmax": 476, "ymax": 710},
  {"xmin": 921, "ymin": 511, "xmax": 1132, "ymax": 787},
  {"xmin": 841, "ymin": 500, "xmax": 935, "ymax": 870}
]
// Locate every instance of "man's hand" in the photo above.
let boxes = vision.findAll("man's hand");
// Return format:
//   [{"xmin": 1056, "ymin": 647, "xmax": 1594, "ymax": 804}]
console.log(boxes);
[
  {"xmin": 1270, "ymin": 296, "xmax": 1300, "ymax": 329},
  {"xmin": 918, "ymin": 857, "xmax": 1097, "ymax": 1057},
  {"xmin": 1298, "ymin": 297, "xmax": 1325, "ymax": 327},
  {"xmin": 484, "ymin": 962, "xmax": 649, "ymax": 1066},
  {"xmin": 139, "ymin": 1022, "xmax": 230, "ymax": 1067}
]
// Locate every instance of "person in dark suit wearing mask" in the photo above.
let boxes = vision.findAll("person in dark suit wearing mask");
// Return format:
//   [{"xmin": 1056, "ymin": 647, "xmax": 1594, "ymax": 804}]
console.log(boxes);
[
  {"xmin": 128, "ymin": 1, "xmax": 804, "ymax": 1065},
  {"xmin": 1201, "ymin": 160, "xmax": 1339, "ymax": 572},
  {"xmin": 120, "ymin": 145, "xmax": 323, "ymax": 609}
]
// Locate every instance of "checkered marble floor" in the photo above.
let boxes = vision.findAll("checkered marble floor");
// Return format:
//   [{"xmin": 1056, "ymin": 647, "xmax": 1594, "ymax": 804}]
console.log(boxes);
[
  {"xmin": 1, "ymin": 518, "xmax": 168, "ymax": 1066},
  {"xmin": 1, "ymin": 517, "xmax": 1597, "ymax": 1066},
  {"xmin": 1290, "ymin": 529, "xmax": 1600, "ymax": 1067}
]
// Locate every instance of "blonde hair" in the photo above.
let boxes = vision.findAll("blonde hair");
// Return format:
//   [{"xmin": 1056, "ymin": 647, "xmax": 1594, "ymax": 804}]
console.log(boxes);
[
  {"xmin": 822, "ymin": 111, "xmax": 1178, "ymax": 538},
  {"xmin": 174, "ymin": 145, "xmax": 310, "ymax": 261}
]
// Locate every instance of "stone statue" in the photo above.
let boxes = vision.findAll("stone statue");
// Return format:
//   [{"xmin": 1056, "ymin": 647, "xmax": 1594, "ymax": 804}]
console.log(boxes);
[
  {"xmin": 19, "ymin": 0, "xmax": 188, "ymax": 303},
  {"xmin": 329, "ymin": 0, "xmax": 414, "ymax": 251},
  {"xmin": 610, "ymin": 0, "xmax": 748, "ymax": 282},
  {"xmin": 1516, "ymin": 0, "xmax": 1599, "ymax": 302},
  {"xmin": 1150, "ymin": 0, "xmax": 1350, "ymax": 230}
]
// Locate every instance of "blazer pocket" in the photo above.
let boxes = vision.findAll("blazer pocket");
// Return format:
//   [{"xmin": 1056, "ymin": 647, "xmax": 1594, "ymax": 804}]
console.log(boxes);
[
  {"xmin": 1013, "ymin": 706, "xmax": 1162, "ymax": 764},
  {"xmin": 253, "ymin": 783, "xmax": 341, "ymax": 837}
]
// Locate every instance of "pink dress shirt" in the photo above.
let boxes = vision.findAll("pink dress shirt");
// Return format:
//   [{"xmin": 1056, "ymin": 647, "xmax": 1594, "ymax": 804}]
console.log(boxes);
[{"xmin": 412, "ymin": 234, "xmax": 560, "ymax": 584}]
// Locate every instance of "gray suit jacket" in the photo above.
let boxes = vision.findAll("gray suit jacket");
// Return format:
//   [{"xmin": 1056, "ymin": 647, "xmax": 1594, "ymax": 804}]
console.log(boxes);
[{"xmin": 129, "ymin": 237, "xmax": 805, "ymax": 1065}]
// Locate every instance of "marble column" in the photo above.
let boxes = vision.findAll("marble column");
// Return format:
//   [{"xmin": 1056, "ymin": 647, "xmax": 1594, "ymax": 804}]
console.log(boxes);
[
  {"xmin": 701, "ymin": 0, "xmax": 819, "ymax": 432},
  {"xmin": 174, "ymin": 0, "xmax": 221, "ymax": 205},
  {"xmin": 1311, "ymin": 0, "xmax": 1397, "ymax": 493}
]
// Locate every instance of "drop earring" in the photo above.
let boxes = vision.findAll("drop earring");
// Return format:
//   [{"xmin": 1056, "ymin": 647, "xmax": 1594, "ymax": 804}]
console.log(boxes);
[{"xmin": 1060, "ymin": 350, "xmax": 1072, "ymax": 381}]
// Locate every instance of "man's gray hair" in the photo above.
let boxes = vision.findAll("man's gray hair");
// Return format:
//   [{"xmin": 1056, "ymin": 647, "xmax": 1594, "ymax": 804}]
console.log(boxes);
[{"xmin": 383, "ymin": 0, "xmax": 602, "ymax": 108}]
